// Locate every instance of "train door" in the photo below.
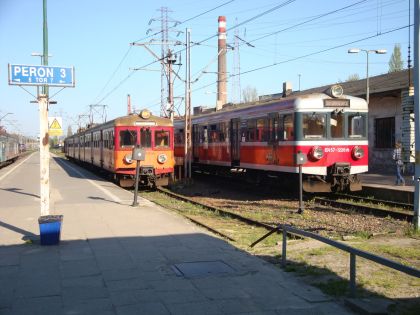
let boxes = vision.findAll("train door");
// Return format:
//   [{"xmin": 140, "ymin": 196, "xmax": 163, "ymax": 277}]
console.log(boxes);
[
  {"xmin": 268, "ymin": 113, "xmax": 279, "ymax": 164},
  {"xmin": 202, "ymin": 125, "xmax": 208, "ymax": 161},
  {"xmin": 0, "ymin": 138, "xmax": 5, "ymax": 162},
  {"xmin": 230, "ymin": 118, "xmax": 240, "ymax": 166},
  {"xmin": 100, "ymin": 130, "xmax": 104, "ymax": 168},
  {"xmin": 192, "ymin": 124, "xmax": 200, "ymax": 162}
]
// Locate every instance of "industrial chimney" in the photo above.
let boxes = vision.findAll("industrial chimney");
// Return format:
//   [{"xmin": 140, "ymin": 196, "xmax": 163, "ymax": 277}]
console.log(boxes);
[
  {"xmin": 216, "ymin": 16, "xmax": 227, "ymax": 110},
  {"xmin": 127, "ymin": 94, "xmax": 131, "ymax": 115}
]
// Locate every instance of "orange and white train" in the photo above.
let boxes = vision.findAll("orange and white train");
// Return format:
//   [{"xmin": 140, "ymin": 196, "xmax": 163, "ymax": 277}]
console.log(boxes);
[
  {"xmin": 174, "ymin": 85, "xmax": 368, "ymax": 192},
  {"xmin": 64, "ymin": 109, "xmax": 175, "ymax": 187}
]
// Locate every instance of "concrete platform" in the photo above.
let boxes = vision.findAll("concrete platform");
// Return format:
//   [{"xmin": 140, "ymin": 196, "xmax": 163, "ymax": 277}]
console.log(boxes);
[
  {"xmin": 359, "ymin": 173, "xmax": 414, "ymax": 203},
  {"xmin": 0, "ymin": 153, "xmax": 356, "ymax": 314}
]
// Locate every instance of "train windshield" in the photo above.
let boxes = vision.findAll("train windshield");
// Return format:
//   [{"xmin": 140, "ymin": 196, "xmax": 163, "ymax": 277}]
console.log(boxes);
[
  {"xmin": 330, "ymin": 112, "xmax": 344, "ymax": 138},
  {"xmin": 302, "ymin": 113, "xmax": 326, "ymax": 139},
  {"xmin": 348, "ymin": 113, "xmax": 366, "ymax": 138},
  {"xmin": 155, "ymin": 130, "xmax": 170, "ymax": 148},
  {"xmin": 119, "ymin": 130, "xmax": 137, "ymax": 148},
  {"xmin": 140, "ymin": 128, "xmax": 152, "ymax": 148}
]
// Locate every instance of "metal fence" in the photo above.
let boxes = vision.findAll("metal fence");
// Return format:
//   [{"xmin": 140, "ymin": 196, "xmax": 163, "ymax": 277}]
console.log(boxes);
[{"xmin": 251, "ymin": 224, "xmax": 420, "ymax": 297}]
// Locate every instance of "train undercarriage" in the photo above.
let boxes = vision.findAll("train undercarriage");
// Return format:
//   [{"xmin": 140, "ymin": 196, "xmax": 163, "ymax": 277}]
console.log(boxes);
[{"xmin": 185, "ymin": 162, "xmax": 363, "ymax": 193}]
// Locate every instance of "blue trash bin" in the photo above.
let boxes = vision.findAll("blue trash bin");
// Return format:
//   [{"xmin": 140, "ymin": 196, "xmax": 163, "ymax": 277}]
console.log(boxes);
[{"xmin": 38, "ymin": 215, "xmax": 63, "ymax": 245}]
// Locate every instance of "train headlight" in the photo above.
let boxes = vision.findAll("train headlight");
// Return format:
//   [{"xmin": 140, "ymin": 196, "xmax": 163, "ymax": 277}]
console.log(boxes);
[
  {"xmin": 310, "ymin": 146, "xmax": 324, "ymax": 160},
  {"xmin": 352, "ymin": 146, "xmax": 364, "ymax": 160},
  {"xmin": 157, "ymin": 153, "xmax": 167, "ymax": 164},
  {"xmin": 124, "ymin": 153, "xmax": 133, "ymax": 164}
]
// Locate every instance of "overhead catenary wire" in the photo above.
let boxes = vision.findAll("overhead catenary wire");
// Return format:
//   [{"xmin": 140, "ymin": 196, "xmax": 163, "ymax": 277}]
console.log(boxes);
[
  {"xmin": 96, "ymin": 0, "xmax": 298, "ymax": 105},
  {"xmin": 93, "ymin": 0, "xmax": 237, "ymax": 106}
]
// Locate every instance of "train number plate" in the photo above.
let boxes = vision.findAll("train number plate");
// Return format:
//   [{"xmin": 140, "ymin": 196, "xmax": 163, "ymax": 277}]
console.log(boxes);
[{"xmin": 324, "ymin": 147, "xmax": 350, "ymax": 153}]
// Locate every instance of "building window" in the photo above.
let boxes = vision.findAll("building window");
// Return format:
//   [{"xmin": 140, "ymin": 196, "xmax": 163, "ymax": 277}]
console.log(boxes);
[{"xmin": 375, "ymin": 117, "xmax": 395, "ymax": 148}]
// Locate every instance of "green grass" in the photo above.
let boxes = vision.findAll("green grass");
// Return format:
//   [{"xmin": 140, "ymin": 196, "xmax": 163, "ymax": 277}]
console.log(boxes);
[{"xmin": 314, "ymin": 279, "xmax": 349, "ymax": 296}]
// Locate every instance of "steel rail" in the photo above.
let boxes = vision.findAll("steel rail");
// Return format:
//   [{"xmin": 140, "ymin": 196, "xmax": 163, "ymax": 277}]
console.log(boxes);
[{"xmin": 314, "ymin": 197, "xmax": 413, "ymax": 221}]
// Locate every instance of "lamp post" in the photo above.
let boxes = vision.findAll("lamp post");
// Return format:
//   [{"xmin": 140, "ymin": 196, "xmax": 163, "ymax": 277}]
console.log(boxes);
[{"xmin": 348, "ymin": 48, "xmax": 387, "ymax": 105}]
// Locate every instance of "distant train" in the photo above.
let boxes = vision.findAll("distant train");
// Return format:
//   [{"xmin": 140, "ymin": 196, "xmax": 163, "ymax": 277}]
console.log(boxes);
[
  {"xmin": 64, "ymin": 109, "xmax": 175, "ymax": 188},
  {"xmin": 174, "ymin": 85, "xmax": 368, "ymax": 192},
  {"xmin": 0, "ymin": 132, "xmax": 20, "ymax": 168}
]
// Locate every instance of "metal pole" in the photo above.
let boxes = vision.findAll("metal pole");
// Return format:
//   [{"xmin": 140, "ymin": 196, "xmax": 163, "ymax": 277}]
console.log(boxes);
[
  {"xmin": 298, "ymin": 164, "xmax": 304, "ymax": 214},
  {"xmin": 350, "ymin": 253, "xmax": 356, "ymax": 297},
  {"xmin": 43, "ymin": 0, "xmax": 49, "ymax": 96},
  {"xmin": 184, "ymin": 28, "xmax": 192, "ymax": 180},
  {"xmin": 414, "ymin": 0, "xmax": 420, "ymax": 230},
  {"xmin": 366, "ymin": 51, "xmax": 369, "ymax": 105},
  {"xmin": 167, "ymin": 50, "xmax": 174, "ymax": 122},
  {"xmin": 132, "ymin": 160, "xmax": 140, "ymax": 206},
  {"xmin": 282, "ymin": 228, "xmax": 287, "ymax": 267}
]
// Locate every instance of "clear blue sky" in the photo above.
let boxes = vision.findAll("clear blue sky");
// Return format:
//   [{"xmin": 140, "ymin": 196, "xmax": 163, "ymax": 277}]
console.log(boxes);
[{"xmin": 0, "ymin": 0, "xmax": 411, "ymax": 137}]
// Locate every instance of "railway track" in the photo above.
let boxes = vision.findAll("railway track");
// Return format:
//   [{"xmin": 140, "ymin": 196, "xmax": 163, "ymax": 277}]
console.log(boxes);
[
  {"xmin": 156, "ymin": 187, "xmax": 301, "ymax": 240},
  {"xmin": 313, "ymin": 196, "xmax": 414, "ymax": 221},
  {"xmin": 334, "ymin": 193, "xmax": 413, "ymax": 210}
]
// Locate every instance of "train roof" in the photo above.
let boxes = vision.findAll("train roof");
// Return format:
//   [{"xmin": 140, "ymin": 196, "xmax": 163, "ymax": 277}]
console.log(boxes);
[
  {"xmin": 66, "ymin": 110, "xmax": 172, "ymax": 139},
  {"xmin": 176, "ymin": 89, "xmax": 367, "ymax": 125}
]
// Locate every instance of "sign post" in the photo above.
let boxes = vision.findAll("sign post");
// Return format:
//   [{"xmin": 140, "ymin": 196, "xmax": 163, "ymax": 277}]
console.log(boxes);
[
  {"xmin": 39, "ymin": 95, "xmax": 50, "ymax": 216},
  {"xmin": 131, "ymin": 147, "xmax": 146, "ymax": 207},
  {"xmin": 295, "ymin": 151, "xmax": 307, "ymax": 214}
]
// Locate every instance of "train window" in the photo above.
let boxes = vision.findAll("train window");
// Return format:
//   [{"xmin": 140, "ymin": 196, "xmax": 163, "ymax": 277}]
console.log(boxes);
[
  {"xmin": 268, "ymin": 116, "xmax": 279, "ymax": 143},
  {"xmin": 302, "ymin": 113, "xmax": 325, "ymax": 139},
  {"xmin": 209, "ymin": 124, "xmax": 217, "ymax": 143},
  {"xmin": 246, "ymin": 119, "xmax": 257, "ymax": 142},
  {"xmin": 201, "ymin": 126, "xmax": 208, "ymax": 143},
  {"xmin": 175, "ymin": 129, "xmax": 184, "ymax": 144},
  {"xmin": 219, "ymin": 122, "xmax": 227, "ymax": 142},
  {"xmin": 155, "ymin": 130, "xmax": 169, "ymax": 148},
  {"xmin": 110, "ymin": 131, "xmax": 115, "ymax": 149},
  {"xmin": 283, "ymin": 114, "xmax": 294, "ymax": 140},
  {"xmin": 140, "ymin": 128, "xmax": 152, "ymax": 148},
  {"xmin": 330, "ymin": 112, "xmax": 344, "ymax": 138},
  {"xmin": 256, "ymin": 118, "xmax": 268, "ymax": 142},
  {"xmin": 119, "ymin": 130, "xmax": 137, "ymax": 147},
  {"xmin": 348, "ymin": 113, "xmax": 366, "ymax": 138}
]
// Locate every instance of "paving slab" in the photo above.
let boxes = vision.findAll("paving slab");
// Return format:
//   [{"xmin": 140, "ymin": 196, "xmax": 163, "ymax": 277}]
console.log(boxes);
[{"xmin": 0, "ymin": 154, "xmax": 356, "ymax": 314}]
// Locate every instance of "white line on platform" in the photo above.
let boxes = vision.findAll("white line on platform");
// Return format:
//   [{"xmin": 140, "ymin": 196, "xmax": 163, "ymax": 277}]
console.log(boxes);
[
  {"xmin": 0, "ymin": 152, "xmax": 35, "ymax": 182},
  {"xmin": 55, "ymin": 158, "xmax": 121, "ymax": 204}
]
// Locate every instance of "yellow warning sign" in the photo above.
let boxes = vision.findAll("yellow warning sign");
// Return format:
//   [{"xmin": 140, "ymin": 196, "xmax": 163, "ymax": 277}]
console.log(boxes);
[
  {"xmin": 48, "ymin": 117, "xmax": 63, "ymax": 136},
  {"xmin": 50, "ymin": 119, "xmax": 61, "ymax": 129}
]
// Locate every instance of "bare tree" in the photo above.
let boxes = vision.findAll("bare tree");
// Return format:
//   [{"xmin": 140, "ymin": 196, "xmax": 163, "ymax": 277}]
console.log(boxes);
[
  {"xmin": 242, "ymin": 85, "xmax": 258, "ymax": 103},
  {"xmin": 346, "ymin": 73, "xmax": 360, "ymax": 81}
]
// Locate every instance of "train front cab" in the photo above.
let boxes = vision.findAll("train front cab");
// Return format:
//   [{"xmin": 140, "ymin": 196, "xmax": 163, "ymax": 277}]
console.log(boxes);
[
  {"xmin": 294, "ymin": 98, "xmax": 368, "ymax": 192},
  {"xmin": 114, "ymin": 122, "xmax": 174, "ymax": 188}
]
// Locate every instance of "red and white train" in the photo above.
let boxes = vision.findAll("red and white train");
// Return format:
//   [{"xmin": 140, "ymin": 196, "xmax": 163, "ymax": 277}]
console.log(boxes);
[{"xmin": 174, "ymin": 85, "xmax": 368, "ymax": 192}]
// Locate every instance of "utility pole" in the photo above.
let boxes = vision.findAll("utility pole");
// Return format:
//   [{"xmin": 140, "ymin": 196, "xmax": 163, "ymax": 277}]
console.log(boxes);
[
  {"xmin": 167, "ymin": 49, "xmax": 177, "ymax": 122},
  {"xmin": 231, "ymin": 19, "xmax": 241, "ymax": 104},
  {"xmin": 184, "ymin": 28, "xmax": 192, "ymax": 180},
  {"xmin": 414, "ymin": 0, "xmax": 420, "ymax": 230},
  {"xmin": 39, "ymin": 0, "xmax": 50, "ymax": 216}
]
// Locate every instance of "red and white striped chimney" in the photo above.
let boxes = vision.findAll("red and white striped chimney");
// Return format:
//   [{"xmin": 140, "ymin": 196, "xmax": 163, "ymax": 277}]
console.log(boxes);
[
  {"xmin": 127, "ymin": 94, "xmax": 131, "ymax": 115},
  {"xmin": 217, "ymin": 16, "xmax": 227, "ymax": 110}
]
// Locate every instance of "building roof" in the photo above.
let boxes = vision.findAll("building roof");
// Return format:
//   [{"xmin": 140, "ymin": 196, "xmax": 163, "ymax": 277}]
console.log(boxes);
[
  {"xmin": 259, "ymin": 69, "xmax": 412, "ymax": 102},
  {"xmin": 297, "ymin": 69, "xmax": 411, "ymax": 97}
]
